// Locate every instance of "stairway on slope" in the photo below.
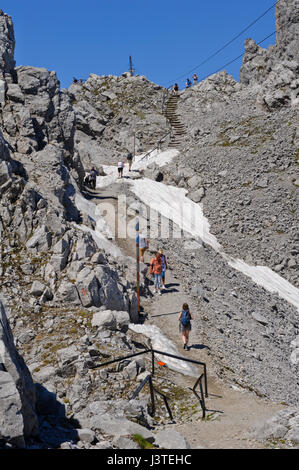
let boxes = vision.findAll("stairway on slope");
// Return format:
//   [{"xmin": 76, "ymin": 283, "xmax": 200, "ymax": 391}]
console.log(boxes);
[{"xmin": 165, "ymin": 94, "xmax": 187, "ymax": 148}]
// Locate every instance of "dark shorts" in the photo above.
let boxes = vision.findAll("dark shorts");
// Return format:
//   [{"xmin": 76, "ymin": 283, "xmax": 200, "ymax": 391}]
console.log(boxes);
[{"xmin": 179, "ymin": 322, "xmax": 191, "ymax": 332}]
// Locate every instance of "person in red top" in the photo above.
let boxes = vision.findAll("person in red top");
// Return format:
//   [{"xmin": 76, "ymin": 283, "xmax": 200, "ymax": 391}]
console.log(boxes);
[{"xmin": 149, "ymin": 252, "xmax": 163, "ymax": 295}]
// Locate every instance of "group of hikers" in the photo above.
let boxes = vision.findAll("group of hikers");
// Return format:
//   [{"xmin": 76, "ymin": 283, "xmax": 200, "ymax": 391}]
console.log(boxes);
[
  {"xmin": 84, "ymin": 163, "xmax": 194, "ymax": 351},
  {"xmin": 84, "ymin": 152, "xmax": 133, "ymax": 190},
  {"xmin": 140, "ymin": 235, "xmax": 193, "ymax": 351},
  {"xmin": 84, "ymin": 166, "xmax": 98, "ymax": 189},
  {"xmin": 173, "ymin": 73, "xmax": 198, "ymax": 95}
]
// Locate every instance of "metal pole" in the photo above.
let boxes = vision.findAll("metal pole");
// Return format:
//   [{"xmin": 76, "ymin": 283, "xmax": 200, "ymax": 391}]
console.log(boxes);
[
  {"xmin": 151, "ymin": 347, "xmax": 155, "ymax": 376},
  {"xmin": 136, "ymin": 216, "xmax": 140, "ymax": 316},
  {"xmin": 148, "ymin": 375, "xmax": 156, "ymax": 417}
]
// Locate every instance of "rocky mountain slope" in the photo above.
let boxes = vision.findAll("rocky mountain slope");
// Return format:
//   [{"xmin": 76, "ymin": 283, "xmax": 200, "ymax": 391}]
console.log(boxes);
[
  {"xmin": 67, "ymin": 73, "xmax": 169, "ymax": 168},
  {"xmin": 0, "ymin": 0, "xmax": 298, "ymax": 450}
]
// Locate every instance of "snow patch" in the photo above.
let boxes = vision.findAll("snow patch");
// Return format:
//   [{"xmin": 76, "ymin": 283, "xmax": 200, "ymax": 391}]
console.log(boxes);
[
  {"xmin": 129, "ymin": 178, "xmax": 299, "ymax": 314},
  {"xmin": 129, "ymin": 323, "xmax": 199, "ymax": 377}
]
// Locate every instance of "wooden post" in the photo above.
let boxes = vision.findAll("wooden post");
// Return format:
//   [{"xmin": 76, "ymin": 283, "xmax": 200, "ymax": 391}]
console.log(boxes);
[{"xmin": 136, "ymin": 216, "xmax": 140, "ymax": 316}]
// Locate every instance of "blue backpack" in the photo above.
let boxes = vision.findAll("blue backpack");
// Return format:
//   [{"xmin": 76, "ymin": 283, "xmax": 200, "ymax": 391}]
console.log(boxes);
[{"xmin": 181, "ymin": 310, "xmax": 191, "ymax": 326}]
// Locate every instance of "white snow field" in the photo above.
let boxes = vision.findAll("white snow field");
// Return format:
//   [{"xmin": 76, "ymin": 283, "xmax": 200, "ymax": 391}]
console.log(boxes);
[
  {"xmin": 96, "ymin": 149, "xmax": 179, "ymax": 189},
  {"xmin": 129, "ymin": 178, "xmax": 299, "ymax": 315}
]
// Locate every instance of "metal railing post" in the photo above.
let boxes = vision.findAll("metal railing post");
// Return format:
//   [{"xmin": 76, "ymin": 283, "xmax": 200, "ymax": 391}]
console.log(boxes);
[
  {"xmin": 151, "ymin": 346, "xmax": 155, "ymax": 376},
  {"xmin": 203, "ymin": 363, "xmax": 208, "ymax": 398},
  {"xmin": 136, "ymin": 217, "xmax": 140, "ymax": 316},
  {"xmin": 148, "ymin": 375, "xmax": 156, "ymax": 416}
]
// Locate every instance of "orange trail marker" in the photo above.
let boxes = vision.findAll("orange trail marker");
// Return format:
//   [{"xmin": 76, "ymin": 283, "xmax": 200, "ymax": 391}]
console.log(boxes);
[{"xmin": 157, "ymin": 361, "xmax": 166, "ymax": 367}]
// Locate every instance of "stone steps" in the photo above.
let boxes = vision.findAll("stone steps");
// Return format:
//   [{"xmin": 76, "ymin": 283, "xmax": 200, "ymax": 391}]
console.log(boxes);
[{"xmin": 164, "ymin": 94, "xmax": 187, "ymax": 148}]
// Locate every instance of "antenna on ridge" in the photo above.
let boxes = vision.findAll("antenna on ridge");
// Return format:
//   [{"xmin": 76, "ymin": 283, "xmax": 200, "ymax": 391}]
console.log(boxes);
[{"xmin": 129, "ymin": 56, "xmax": 135, "ymax": 76}]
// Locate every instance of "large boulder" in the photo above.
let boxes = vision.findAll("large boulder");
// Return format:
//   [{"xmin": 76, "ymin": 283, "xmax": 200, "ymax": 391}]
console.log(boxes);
[{"xmin": 0, "ymin": 299, "xmax": 39, "ymax": 447}]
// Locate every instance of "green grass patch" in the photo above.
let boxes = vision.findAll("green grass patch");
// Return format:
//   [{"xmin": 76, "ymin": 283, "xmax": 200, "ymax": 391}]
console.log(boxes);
[{"xmin": 132, "ymin": 434, "xmax": 155, "ymax": 449}]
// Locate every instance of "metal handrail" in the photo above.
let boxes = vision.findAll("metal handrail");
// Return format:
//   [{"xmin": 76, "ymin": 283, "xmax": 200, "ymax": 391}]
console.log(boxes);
[
  {"xmin": 89, "ymin": 346, "xmax": 208, "ymax": 418},
  {"xmin": 138, "ymin": 130, "xmax": 172, "ymax": 164}
]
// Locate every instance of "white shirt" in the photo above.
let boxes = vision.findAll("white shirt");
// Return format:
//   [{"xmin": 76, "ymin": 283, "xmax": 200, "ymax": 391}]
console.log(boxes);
[
  {"xmin": 139, "ymin": 234, "xmax": 147, "ymax": 248},
  {"xmin": 118, "ymin": 161, "xmax": 124, "ymax": 168}
]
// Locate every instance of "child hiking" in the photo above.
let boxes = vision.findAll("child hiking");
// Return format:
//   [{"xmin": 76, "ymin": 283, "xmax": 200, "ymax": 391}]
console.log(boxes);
[
  {"xmin": 149, "ymin": 252, "xmax": 163, "ymax": 295},
  {"xmin": 158, "ymin": 248, "xmax": 168, "ymax": 289},
  {"xmin": 178, "ymin": 303, "xmax": 193, "ymax": 350}
]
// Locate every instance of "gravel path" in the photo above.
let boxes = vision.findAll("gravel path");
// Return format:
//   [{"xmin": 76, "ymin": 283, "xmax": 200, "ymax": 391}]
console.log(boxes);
[{"xmin": 94, "ymin": 179, "xmax": 285, "ymax": 449}]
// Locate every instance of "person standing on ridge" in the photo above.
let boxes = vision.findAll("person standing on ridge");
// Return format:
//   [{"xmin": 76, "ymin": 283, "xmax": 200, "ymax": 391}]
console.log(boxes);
[
  {"xmin": 185, "ymin": 78, "xmax": 192, "ymax": 88},
  {"xmin": 158, "ymin": 248, "xmax": 168, "ymax": 290},
  {"xmin": 178, "ymin": 303, "xmax": 193, "ymax": 350},
  {"xmin": 149, "ymin": 252, "xmax": 163, "ymax": 295},
  {"xmin": 173, "ymin": 83, "xmax": 179, "ymax": 95},
  {"xmin": 193, "ymin": 73, "xmax": 198, "ymax": 85}
]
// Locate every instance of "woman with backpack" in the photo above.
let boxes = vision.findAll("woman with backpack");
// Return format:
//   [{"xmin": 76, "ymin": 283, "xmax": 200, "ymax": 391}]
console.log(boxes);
[
  {"xmin": 178, "ymin": 303, "xmax": 193, "ymax": 350},
  {"xmin": 149, "ymin": 252, "xmax": 163, "ymax": 295}
]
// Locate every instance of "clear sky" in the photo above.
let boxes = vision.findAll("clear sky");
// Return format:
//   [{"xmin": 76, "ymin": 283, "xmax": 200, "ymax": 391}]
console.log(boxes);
[{"xmin": 1, "ymin": 0, "xmax": 277, "ymax": 90}]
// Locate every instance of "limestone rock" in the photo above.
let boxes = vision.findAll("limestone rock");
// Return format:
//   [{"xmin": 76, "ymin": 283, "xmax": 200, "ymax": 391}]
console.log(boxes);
[
  {"xmin": 154, "ymin": 429, "xmax": 191, "ymax": 449},
  {"xmin": 0, "ymin": 300, "xmax": 38, "ymax": 447}
]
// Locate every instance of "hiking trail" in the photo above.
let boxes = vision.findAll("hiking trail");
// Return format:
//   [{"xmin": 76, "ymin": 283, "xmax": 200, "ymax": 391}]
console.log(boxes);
[{"xmin": 82, "ymin": 162, "xmax": 285, "ymax": 449}]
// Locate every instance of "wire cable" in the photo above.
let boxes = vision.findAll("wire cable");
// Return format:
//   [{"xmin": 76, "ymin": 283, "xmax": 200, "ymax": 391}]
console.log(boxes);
[
  {"xmin": 165, "ymin": 0, "xmax": 280, "ymax": 86},
  {"xmin": 200, "ymin": 30, "xmax": 276, "ymax": 81}
]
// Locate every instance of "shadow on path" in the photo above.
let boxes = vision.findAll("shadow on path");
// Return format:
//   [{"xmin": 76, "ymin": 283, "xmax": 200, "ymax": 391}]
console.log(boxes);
[{"xmin": 188, "ymin": 343, "xmax": 210, "ymax": 351}]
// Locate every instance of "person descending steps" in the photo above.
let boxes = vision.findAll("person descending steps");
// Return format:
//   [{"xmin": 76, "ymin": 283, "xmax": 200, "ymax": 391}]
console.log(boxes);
[{"xmin": 178, "ymin": 303, "xmax": 193, "ymax": 350}]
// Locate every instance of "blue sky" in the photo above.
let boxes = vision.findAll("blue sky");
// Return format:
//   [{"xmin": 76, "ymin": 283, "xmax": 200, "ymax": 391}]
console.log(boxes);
[{"xmin": 1, "ymin": 0, "xmax": 277, "ymax": 90}]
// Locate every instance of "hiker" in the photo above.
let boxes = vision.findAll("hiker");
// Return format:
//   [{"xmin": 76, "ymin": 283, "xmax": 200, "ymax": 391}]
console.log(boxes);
[
  {"xmin": 139, "ymin": 233, "xmax": 148, "ymax": 262},
  {"xmin": 158, "ymin": 248, "xmax": 168, "ymax": 289},
  {"xmin": 127, "ymin": 152, "xmax": 133, "ymax": 172},
  {"xmin": 173, "ymin": 83, "xmax": 179, "ymax": 95},
  {"xmin": 193, "ymin": 73, "xmax": 198, "ymax": 84},
  {"xmin": 185, "ymin": 78, "xmax": 192, "ymax": 88},
  {"xmin": 89, "ymin": 167, "xmax": 97, "ymax": 190},
  {"xmin": 149, "ymin": 252, "xmax": 163, "ymax": 295},
  {"xmin": 117, "ymin": 160, "xmax": 124, "ymax": 178},
  {"xmin": 178, "ymin": 303, "xmax": 193, "ymax": 350}
]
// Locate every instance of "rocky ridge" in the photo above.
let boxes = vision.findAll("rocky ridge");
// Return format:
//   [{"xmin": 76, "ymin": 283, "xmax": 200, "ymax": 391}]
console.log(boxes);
[{"xmin": 68, "ymin": 72, "xmax": 169, "ymax": 168}]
